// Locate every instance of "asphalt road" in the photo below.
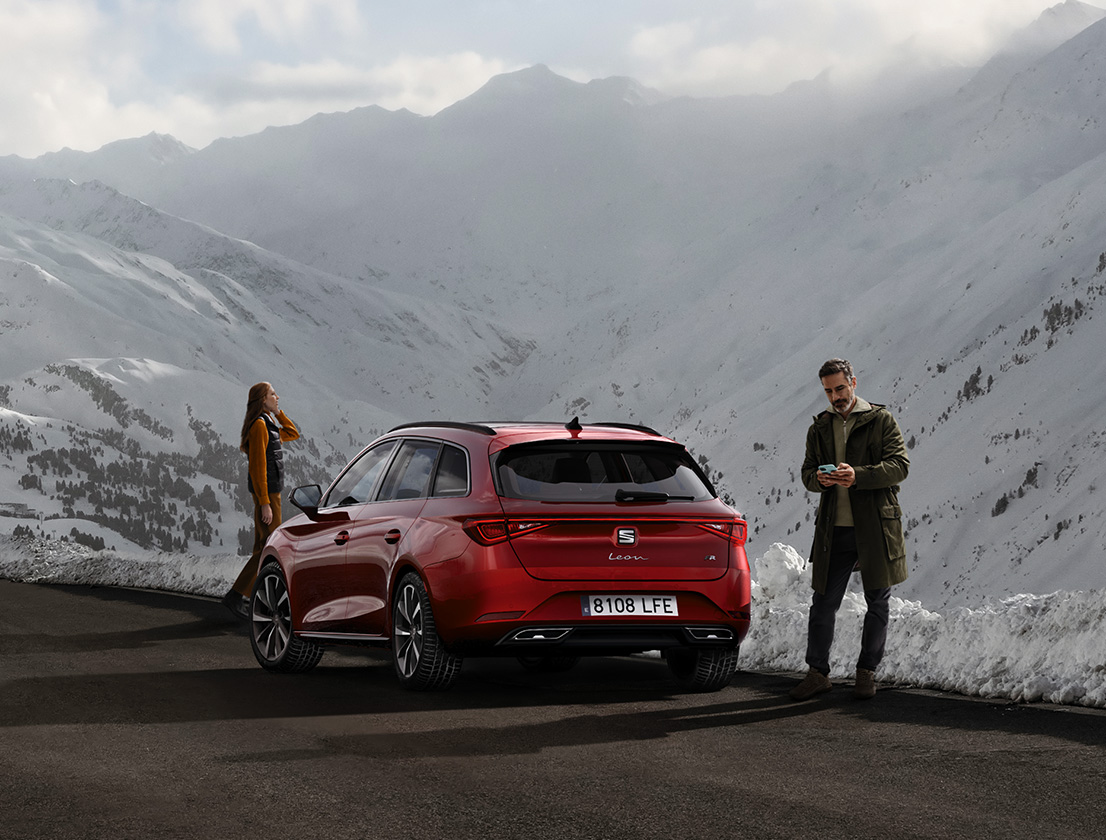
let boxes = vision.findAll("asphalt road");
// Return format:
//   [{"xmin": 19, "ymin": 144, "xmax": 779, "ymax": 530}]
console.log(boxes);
[{"xmin": 1, "ymin": 578, "xmax": 1105, "ymax": 840}]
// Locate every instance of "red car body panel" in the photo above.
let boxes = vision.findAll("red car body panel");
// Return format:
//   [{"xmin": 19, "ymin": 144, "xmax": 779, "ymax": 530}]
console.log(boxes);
[
  {"xmin": 278, "ymin": 515, "xmax": 352, "ymax": 631},
  {"xmin": 261, "ymin": 421, "xmax": 751, "ymax": 667}
]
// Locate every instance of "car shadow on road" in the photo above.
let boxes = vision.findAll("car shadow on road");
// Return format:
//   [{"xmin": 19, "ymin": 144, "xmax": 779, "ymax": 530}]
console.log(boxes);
[
  {"xmin": 0, "ymin": 646, "xmax": 799, "ymax": 726},
  {"xmin": 228, "ymin": 683, "xmax": 815, "ymax": 764},
  {"xmin": 225, "ymin": 668, "xmax": 1106, "ymax": 763}
]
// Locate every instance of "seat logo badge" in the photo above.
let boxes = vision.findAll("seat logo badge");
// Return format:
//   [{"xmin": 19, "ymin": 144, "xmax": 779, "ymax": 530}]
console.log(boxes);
[{"xmin": 614, "ymin": 527, "xmax": 637, "ymax": 546}]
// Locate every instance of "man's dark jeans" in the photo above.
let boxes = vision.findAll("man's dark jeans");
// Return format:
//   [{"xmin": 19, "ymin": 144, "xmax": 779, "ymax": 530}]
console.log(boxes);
[{"xmin": 805, "ymin": 526, "xmax": 890, "ymax": 675}]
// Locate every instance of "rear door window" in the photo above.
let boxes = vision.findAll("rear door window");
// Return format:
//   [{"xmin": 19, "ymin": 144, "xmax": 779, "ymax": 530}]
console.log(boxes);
[
  {"xmin": 495, "ymin": 443, "xmax": 714, "ymax": 502},
  {"xmin": 431, "ymin": 444, "xmax": 469, "ymax": 497}
]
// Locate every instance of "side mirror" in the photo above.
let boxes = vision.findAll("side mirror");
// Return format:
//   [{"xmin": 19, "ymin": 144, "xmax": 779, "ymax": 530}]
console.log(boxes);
[
  {"xmin": 289, "ymin": 485, "xmax": 349, "ymax": 523},
  {"xmin": 290, "ymin": 484, "xmax": 323, "ymax": 513}
]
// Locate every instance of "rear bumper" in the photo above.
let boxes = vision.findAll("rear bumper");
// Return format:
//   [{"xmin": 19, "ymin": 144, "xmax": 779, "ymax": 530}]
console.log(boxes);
[
  {"xmin": 486, "ymin": 622, "xmax": 743, "ymax": 657},
  {"xmin": 421, "ymin": 543, "xmax": 751, "ymax": 654}
]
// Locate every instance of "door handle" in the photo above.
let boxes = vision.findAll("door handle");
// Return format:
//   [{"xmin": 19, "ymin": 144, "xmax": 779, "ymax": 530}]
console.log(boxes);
[
  {"xmin": 384, "ymin": 529, "xmax": 402, "ymax": 544},
  {"xmin": 334, "ymin": 531, "xmax": 351, "ymax": 546}
]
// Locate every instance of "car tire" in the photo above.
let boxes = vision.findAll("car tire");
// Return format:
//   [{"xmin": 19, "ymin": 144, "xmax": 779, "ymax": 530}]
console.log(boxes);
[
  {"xmin": 665, "ymin": 647, "xmax": 739, "ymax": 692},
  {"xmin": 249, "ymin": 561, "xmax": 324, "ymax": 673},
  {"xmin": 392, "ymin": 572, "xmax": 462, "ymax": 691},
  {"xmin": 516, "ymin": 655, "xmax": 580, "ymax": 673}
]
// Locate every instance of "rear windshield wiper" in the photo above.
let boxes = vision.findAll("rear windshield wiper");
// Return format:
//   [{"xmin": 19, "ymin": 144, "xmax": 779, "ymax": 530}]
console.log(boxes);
[{"xmin": 615, "ymin": 489, "xmax": 696, "ymax": 502}]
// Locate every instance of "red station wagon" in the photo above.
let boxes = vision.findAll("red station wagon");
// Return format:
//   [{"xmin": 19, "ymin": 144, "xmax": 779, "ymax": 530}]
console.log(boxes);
[{"xmin": 248, "ymin": 419, "xmax": 751, "ymax": 691}]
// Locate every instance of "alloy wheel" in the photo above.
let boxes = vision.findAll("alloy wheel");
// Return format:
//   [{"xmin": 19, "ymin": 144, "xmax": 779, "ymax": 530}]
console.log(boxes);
[
  {"xmin": 390, "ymin": 572, "xmax": 461, "ymax": 690},
  {"xmin": 393, "ymin": 581, "xmax": 425, "ymax": 679},
  {"xmin": 252, "ymin": 569, "xmax": 292, "ymax": 663}
]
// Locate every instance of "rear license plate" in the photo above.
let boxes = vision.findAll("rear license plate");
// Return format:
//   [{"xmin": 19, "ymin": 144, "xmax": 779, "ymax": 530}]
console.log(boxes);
[{"xmin": 581, "ymin": 594, "xmax": 678, "ymax": 617}]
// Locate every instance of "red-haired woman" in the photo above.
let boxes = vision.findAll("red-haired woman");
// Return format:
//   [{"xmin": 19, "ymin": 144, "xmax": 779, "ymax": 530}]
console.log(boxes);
[{"xmin": 222, "ymin": 382, "xmax": 300, "ymax": 619}]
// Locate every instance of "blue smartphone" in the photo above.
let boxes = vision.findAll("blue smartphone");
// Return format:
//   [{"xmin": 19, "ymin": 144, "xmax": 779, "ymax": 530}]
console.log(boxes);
[{"xmin": 818, "ymin": 464, "xmax": 837, "ymax": 474}]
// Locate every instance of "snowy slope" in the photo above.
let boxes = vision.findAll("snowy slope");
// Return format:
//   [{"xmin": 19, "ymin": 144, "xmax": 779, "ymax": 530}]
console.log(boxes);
[
  {"xmin": 0, "ymin": 177, "xmax": 536, "ymax": 420},
  {"xmin": 0, "ymin": 177, "xmax": 537, "ymax": 552}
]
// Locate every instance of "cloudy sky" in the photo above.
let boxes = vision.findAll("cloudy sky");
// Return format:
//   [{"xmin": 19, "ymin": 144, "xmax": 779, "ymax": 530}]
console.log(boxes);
[{"xmin": 0, "ymin": 0, "xmax": 1066, "ymax": 158}]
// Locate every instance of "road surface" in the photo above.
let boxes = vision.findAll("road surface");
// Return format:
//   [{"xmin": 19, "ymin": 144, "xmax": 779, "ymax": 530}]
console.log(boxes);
[{"xmin": 1, "ymin": 579, "xmax": 1104, "ymax": 839}]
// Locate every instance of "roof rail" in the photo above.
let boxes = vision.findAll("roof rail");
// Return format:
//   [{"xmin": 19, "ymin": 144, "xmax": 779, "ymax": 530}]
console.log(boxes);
[
  {"xmin": 386, "ymin": 420, "xmax": 664, "ymax": 437},
  {"xmin": 388, "ymin": 421, "xmax": 498, "ymax": 436}
]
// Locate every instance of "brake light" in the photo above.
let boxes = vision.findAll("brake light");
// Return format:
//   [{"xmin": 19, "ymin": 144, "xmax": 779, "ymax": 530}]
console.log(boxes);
[
  {"xmin": 695, "ymin": 519, "xmax": 747, "ymax": 546},
  {"xmin": 463, "ymin": 519, "xmax": 551, "ymax": 545}
]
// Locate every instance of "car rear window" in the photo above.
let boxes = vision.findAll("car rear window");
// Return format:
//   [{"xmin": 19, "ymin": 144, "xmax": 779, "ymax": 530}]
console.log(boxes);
[{"xmin": 495, "ymin": 443, "xmax": 714, "ymax": 502}]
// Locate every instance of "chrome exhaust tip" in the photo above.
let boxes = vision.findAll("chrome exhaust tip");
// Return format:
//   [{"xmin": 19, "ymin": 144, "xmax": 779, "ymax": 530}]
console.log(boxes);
[
  {"xmin": 685, "ymin": 627, "xmax": 735, "ymax": 642},
  {"xmin": 507, "ymin": 627, "xmax": 573, "ymax": 642}
]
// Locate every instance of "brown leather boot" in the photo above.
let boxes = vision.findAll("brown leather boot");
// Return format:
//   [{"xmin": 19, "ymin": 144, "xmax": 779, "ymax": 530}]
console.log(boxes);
[
  {"xmin": 789, "ymin": 668, "xmax": 832, "ymax": 701},
  {"xmin": 854, "ymin": 668, "xmax": 877, "ymax": 699}
]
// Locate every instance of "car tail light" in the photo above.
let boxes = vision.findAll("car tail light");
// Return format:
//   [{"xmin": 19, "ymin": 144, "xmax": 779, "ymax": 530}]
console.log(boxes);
[
  {"xmin": 463, "ymin": 519, "xmax": 552, "ymax": 546},
  {"xmin": 695, "ymin": 519, "xmax": 748, "ymax": 546}
]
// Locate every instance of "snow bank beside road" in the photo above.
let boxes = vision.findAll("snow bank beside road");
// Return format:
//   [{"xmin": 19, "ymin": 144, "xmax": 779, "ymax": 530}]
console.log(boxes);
[
  {"xmin": 0, "ymin": 535, "xmax": 233, "ymax": 599},
  {"xmin": 2, "ymin": 536, "xmax": 1103, "ymax": 708},
  {"xmin": 743, "ymin": 543, "xmax": 1106, "ymax": 707}
]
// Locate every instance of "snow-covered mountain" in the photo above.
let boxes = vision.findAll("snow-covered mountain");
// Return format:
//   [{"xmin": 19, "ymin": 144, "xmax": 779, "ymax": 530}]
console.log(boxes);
[
  {"xmin": 0, "ymin": 178, "xmax": 535, "ymax": 553},
  {"xmin": 1, "ymin": 1, "xmax": 1105, "ymax": 608}
]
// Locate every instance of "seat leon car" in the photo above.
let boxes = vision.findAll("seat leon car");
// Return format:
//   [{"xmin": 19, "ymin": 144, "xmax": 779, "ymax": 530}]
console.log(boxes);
[{"xmin": 248, "ymin": 419, "xmax": 751, "ymax": 691}]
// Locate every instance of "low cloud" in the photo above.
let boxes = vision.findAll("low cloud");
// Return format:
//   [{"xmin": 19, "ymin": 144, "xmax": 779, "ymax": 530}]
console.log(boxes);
[
  {"xmin": 2, "ymin": 33, "xmax": 508, "ymax": 156},
  {"xmin": 194, "ymin": 52, "xmax": 512, "ymax": 114},
  {"xmin": 176, "ymin": 0, "xmax": 361, "ymax": 54},
  {"xmin": 0, "ymin": 0, "xmax": 1066, "ymax": 157},
  {"xmin": 0, "ymin": 0, "xmax": 120, "ymax": 156},
  {"xmin": 623, "ymin": 0, "xmax": 1051, "ymax": 97}
]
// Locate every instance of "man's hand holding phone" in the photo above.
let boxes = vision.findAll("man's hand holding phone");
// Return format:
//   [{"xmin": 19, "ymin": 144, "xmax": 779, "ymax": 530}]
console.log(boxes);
[{"xmin": 817, "ymin": 462, "xmax": 856, "ymax": 488}]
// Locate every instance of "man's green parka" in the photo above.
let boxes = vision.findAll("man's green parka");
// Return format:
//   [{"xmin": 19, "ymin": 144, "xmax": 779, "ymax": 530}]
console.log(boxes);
[{"xmin": 801, "ymin": 403, "xmax": 909, "ymax": 593}]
